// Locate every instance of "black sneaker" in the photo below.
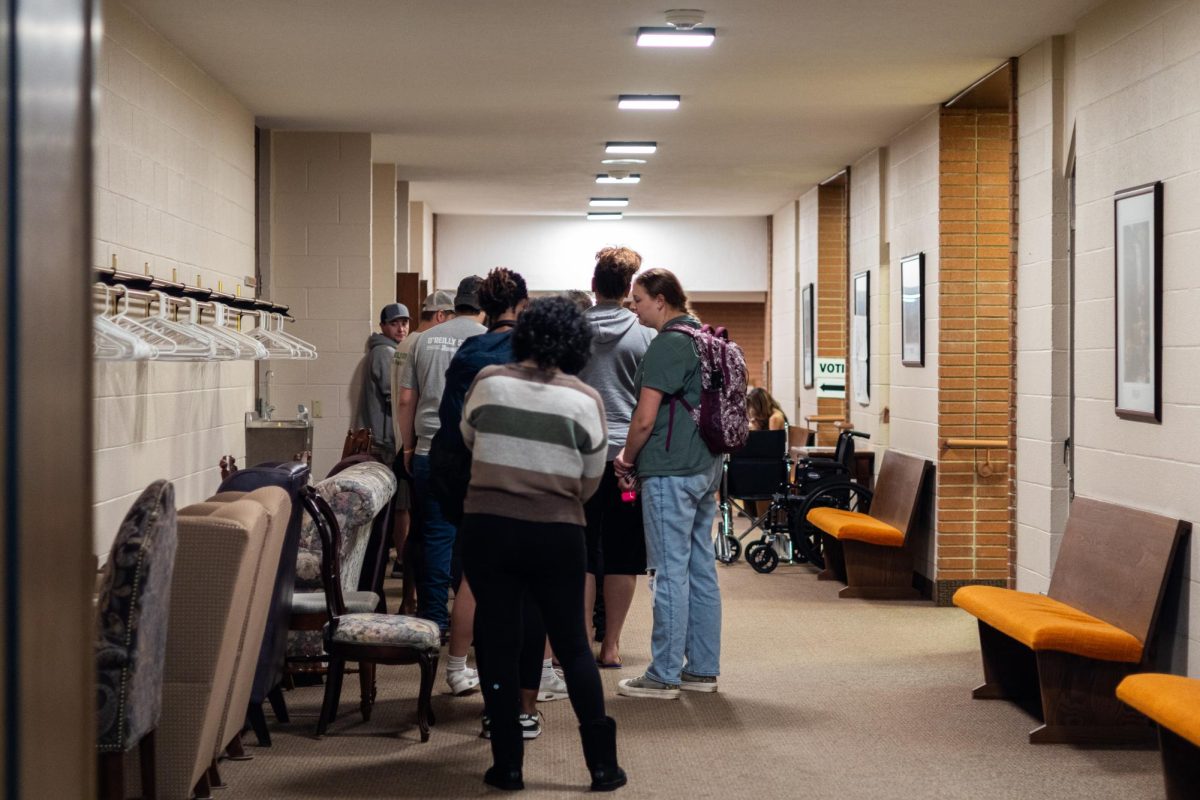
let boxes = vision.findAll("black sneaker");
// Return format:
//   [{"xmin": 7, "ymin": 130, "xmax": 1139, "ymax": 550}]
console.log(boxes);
[{"xmin": 480, "ymin": 713, "xmax": 543, "ymax": 740}]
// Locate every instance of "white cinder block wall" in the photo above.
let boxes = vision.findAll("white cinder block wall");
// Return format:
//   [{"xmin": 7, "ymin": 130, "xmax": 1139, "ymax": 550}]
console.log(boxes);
[
  {"xmin": 770, "ymin": 202, "xmax": 798, "ymax": 414},
  {"xmin": 849, "ymin": 149, "xmax": 890, "ymax": 445},
  {"xmin": 266, "ymin": 132, "xmax": 374, "ymax": 477},
  {"xmin": 796, "ymin": 188, "xmax": 820, "ymax": 420},
  {"xmin": 371, "ymin": 163, "xmax": 397, "ymax": 318},
  {"xmin": 1018, "ymin": 0, "xmax": 1200, "ymax": 674},
  {"xmin": 92, "ymin": 1, "xmax": 256, "ymax": 555}
]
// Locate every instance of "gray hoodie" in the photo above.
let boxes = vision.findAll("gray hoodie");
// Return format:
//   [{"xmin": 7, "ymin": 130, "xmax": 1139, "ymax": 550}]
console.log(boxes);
[
  {"xmin": 358, "ymin": 332, "xmax": 398, "ymax": 452},
  {"xmin": 578, "ymin": 304, "xmax": 656, "ymax": 460}
]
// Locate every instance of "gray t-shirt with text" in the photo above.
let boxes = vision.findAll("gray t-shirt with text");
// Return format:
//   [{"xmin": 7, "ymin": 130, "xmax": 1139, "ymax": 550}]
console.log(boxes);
[{"xmin": 398, "ymin": 315, "xmax": 487, "ymax": 455}]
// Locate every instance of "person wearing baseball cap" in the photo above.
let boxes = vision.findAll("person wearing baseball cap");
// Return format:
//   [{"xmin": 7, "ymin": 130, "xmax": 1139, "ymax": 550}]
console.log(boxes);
[{"xmin": 357, "ymin": 302, "xmax": 410, "ymax": 462}]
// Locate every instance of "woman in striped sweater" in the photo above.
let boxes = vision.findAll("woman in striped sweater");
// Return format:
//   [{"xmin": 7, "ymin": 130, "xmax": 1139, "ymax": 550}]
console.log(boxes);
[{"xmin": 460, "ymin": 296, "xmax": 627, "ymax": 792}]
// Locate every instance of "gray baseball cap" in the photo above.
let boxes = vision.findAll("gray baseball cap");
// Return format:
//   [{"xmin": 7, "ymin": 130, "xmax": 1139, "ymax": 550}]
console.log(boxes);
[
  {"xmin": 421, "ymin": 290, "xmax": 455, "ymax": 313},
  {"xmin": 380, "ymin": 302, "xmax": 410, "ymax": 324},
  {"xmin": 454, "ymin": 275, "xmax": 483, "ymax": 311}
]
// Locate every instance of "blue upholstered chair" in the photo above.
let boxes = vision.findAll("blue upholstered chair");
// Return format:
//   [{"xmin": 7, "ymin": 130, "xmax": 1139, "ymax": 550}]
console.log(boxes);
[{"xmin": 96, "ymin": 480, "xmax": 179, "ymax": 800}]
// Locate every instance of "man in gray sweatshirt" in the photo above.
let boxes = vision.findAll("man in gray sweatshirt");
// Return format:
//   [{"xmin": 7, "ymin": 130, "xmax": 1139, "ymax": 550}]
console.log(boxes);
[
  {"xmin": 578, "ymin": 247, "xmax": 655, "ymax": 668},
  {"xmin": 357, "ymin": 302, "xmax": 410, "ymax": 461}
]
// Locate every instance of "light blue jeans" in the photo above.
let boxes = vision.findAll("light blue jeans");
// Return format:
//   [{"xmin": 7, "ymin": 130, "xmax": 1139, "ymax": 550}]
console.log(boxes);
[{"xmin": 640, "ymin": 458, "xmax": 723, "ymax": 685}]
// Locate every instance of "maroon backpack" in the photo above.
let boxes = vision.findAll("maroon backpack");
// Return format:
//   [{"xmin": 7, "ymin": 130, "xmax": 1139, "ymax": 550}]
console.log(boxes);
[{"xmin": 663, "ymin": 323, "xmax": 750, "ymax": 454}]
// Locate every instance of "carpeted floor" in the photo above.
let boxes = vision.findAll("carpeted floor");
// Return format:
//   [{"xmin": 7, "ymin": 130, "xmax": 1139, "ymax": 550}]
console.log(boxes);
[{"xmin": 219, "ymin": 555, "xmax": 1164, "ymax": 799}]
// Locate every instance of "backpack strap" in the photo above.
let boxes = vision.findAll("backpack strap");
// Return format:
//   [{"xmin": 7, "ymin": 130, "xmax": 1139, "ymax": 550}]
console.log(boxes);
[{"xmin": 660, "ymin": 323, "xmax": 700, "ymax": 452}]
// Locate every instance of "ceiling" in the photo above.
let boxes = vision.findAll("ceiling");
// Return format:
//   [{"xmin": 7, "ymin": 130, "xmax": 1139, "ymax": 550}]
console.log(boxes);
[{"xmin": 124, "ymin": 0, "xmax": 1098, "ymax": 216}]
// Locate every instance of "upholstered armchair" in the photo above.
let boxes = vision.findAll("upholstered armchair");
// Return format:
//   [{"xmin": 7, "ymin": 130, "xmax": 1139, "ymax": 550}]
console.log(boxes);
[{"xmin": 96, "ymin": 480, "xmax": 179, "ymax": 800}]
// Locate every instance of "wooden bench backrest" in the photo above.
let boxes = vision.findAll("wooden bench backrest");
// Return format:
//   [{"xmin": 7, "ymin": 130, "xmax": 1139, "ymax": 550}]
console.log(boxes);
[
  {"xmin": 870, "ymin": 451, "xmax": 932, "ymax": 536},
  {"xmin": 1049, "ymin": 498, "xmax": 1189, "ymax": 646}
]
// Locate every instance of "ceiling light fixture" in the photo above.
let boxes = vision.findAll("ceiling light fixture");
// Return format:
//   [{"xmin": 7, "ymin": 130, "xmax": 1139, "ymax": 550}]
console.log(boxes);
[
  {"xmin": 590, "ymin": 198, "xmax": 630, "ymax": 208},
  {"xmin": 602, "ymin": 158, "xmax": 647, "ymax": 166},
  {"xmin": 605, "ymin": 141, "xmax": 658, "ymax": 155},
  {"xmin": 617, "ymin": 94, "xmax": 680, "ymax": 110},
  {"xmin": 587, "ymin": 212, "xmax": 624, "ymax": 221},
  {"xmin": 596, "ymin": 173, "xmax": 642, "ymax": 184},
  {"xmin": 638, "ymin": 9, "xmax": 714, "ymax": 47}
]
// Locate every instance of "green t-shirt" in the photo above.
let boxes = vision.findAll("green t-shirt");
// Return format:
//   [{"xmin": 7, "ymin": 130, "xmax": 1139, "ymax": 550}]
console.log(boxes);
[{"xmin": 633, "ymin": 315, "xmax": 717, "ymax": 477}]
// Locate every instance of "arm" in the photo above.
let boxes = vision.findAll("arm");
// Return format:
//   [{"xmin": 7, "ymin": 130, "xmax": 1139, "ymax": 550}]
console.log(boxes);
[
  {"xmin": 459, "ymin": 376, "xmax": 484, "ymax": 452},
  {"xmin": 614, "ymin": 386, "xmax": 663, "ymax": 476},
  {"xmin": 396, "ymin": 387, "xmax": 418, "ymax": 472},
  {"xmin": 769, "ymin": 411, "xmax": 786, "ymax": 431},
  {"xmin": 579, "ymin": 398, "xmax": 608, "ymax": 502}
]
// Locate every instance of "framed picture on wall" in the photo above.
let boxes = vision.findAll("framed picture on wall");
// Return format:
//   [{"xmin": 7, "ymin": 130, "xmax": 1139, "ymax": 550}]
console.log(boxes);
[
  {"xmin": 1114, "ymin": 181, "xmax": 1163, "ymax": 422},
  {"xmin": 900, "ymin": 252, "xmax": 925, "ymax": 367},
  {"xmin": 852, "ymin": 271, "xmax": 870, "ymax": 405},
  {"xmin": 801, "ymin": 283, "xmax": 815, "ymax": 388}
]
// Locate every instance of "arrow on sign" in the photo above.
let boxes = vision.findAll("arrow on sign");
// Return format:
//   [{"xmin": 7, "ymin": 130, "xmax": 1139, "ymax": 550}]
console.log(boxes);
[{"xmin": 819, "ymin": 383, "xmax": 844, "ymax": 392}]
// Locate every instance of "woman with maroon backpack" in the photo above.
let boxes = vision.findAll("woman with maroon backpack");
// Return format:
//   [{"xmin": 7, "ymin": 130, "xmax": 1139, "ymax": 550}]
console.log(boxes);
[{"xmin": 615, "ymin": 268, "xmax": 726, "ymax": 700}]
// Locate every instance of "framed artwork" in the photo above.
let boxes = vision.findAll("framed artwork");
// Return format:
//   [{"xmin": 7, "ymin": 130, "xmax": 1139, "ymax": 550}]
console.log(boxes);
[
  {"xmin": 852, "ymin": 271, "xmax": 870, "ymax": 405},
  {"xmin": 900, "ymin": 253, "xmax": 925, "ymax": 367},
  {"xmin": 801, "ymin": 283, "xmax": 814, "ymax": 389},
  {"xmin": 1114, "ymin": 181, "xmax": 1162, "ymax": 422}
]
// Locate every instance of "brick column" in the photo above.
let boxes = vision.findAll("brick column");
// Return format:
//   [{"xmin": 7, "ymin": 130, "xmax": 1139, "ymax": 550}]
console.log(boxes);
[
  {"xmin": 817, "ymin": 182, "xmax": 849, "ymax": 435},
  {"xmin": 935, "ymin": 94, "xmax": 1017, "ymax": 602}
]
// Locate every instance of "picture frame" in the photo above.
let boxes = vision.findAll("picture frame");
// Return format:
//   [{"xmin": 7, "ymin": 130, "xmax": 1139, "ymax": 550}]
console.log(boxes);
[
  {"xmin": 801, "ymin": 283, "xmax": 814, "ymax": 389},
  {"xmin": 900, "ymin": 252, "xmax": 925, "ymax": 367},
  {"xmin": 1113, "ymin": 181, "xmax": 1163, "ymax": 422},
  {"xmin": 852, "ymin": 271, "xmax": 870, "ymax": 405}
]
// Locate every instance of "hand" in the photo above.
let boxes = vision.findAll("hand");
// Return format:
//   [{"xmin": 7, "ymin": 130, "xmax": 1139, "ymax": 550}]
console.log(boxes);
[
  {"xmin": 613, "ymin": 449, "xmax": 634, "ymax": 477},
  {"xmin": 617, "ymin": 473, "xmax": 637, "ymax": 492},
  {"xmin": 403, "ymin": 449, "xmax": 414, "ymax": 474}
]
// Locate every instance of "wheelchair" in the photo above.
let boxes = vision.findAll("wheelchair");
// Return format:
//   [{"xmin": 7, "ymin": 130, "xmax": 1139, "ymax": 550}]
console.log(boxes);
[{"xmin": 715, "ymin": 427, "xmax": 871, "ymax": 574}]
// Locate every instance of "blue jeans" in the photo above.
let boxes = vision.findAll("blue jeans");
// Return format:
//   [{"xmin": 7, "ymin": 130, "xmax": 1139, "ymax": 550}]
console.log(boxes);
[
  {"xmin": 413, "ymin": 453, "xmax": 456, "ymax": 631},
  {"xmin": 640, "ymin": 459, "xmax": 723, "ymax": 685}
]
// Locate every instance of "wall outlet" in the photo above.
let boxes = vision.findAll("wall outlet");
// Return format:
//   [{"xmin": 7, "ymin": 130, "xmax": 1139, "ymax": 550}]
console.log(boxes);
[{"xmin": 312, "ymin": 400, "xmax": 323, "ymax": 418}]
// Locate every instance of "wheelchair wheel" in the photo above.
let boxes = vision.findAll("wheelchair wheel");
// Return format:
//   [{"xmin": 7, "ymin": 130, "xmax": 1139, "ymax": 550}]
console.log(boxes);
[
  {"xmin": 745, "ymin": 542, "xmax": 780, "ymax": 574},
  {"xmin": 714, "ymin": 533, "xmax": 741, "ymax": 565},
  {"xmin": 789, "ymin": 480, "xmax": 874, "ymax": 570}
]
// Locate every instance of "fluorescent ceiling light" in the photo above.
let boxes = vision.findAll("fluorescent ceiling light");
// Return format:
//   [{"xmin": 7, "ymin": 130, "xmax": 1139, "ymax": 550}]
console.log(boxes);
[
  {"xmin": 605, "ymin": 141, "xmax": 657, "ymax": 155},
  {"xmin": 602, "ymin": 158, "xmax": 647, "ymax": 165},
  {"xmin": 636, "ymin": 27, "xmax": 715, "ymax": 47},
  {"xmin": 617, "ymin": 94, "xmax": 680, "ymax": 110},
  {"xmin": 587, "ymin": 212, "xmax": 623, "ymax": 221},
  {"xmin": 590, "ymin": 198, "xmax": 629, "ymax": 208},
  {"xmin": 595, "ymin": 174, "xmax": 642, "ymax": 184}
]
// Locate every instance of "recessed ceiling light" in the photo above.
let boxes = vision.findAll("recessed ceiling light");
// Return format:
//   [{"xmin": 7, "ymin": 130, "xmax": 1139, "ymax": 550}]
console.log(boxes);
[
  {"xmin": 617, "ymin": 95, "xmax": 680, "ymax": 110},
  {"xmin": 590, "ymin": 198, "xmax": 630, "ymax": 208},
  {"xmin": 587, "ymin": 212, "xmax": 624, "ymax": 221},
  {"xmin": 636, "ymin": 27, "xmax": 715, "ymax": 47},
  {"xmin": 602, "ymin": 158, "xmax": 647, "ymax": 166},
  {"xmin": 605, "ymin": 141, "xmax": 657, "ymax": 155},
  {"xmin": 596, "ymin": 173, "xmax": 642, "ymax": 184}
]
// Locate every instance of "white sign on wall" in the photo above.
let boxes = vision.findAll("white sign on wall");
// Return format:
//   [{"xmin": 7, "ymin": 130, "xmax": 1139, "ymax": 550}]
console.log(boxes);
[{"xmin": 816, "ymin": 357, "xmax": 846, "ymax": 398}]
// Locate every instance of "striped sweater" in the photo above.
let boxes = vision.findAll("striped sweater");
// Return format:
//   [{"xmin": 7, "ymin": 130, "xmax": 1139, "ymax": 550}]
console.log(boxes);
[{"xmin": 461, "ymin": 363, "xmax": 607, "ymax": 526}]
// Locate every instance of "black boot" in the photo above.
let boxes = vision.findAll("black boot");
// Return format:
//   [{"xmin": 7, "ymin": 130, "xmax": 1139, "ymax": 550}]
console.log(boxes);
[
  {"xmin": 484, "ymin": 719, "xmax": 524, "ymax": 791},
  {"xmin": 579, "ymin": 716, "xmax": 627, "ymax": 792}
]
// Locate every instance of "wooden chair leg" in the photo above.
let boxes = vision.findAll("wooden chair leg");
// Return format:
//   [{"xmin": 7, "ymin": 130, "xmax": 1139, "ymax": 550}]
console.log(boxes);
[
  {"xmin": 245, "ymin": 703, "xmax": 272, "ymax": 747},
  {"xmin": 207, "ymin": 759, "xmax": 225, "ymax": 789},
  {"xmin": 139, "ymin": 730, "xmax": 157, "ymax": 800},
  {"xmin": 1029, "ymin": 651, "xmax": 1155, "ymax": 746},
  {"xmin": 416, "ymin": 652, "xmax": 437, "ymax": 742},
  {"xmin": 317, "ymin": 657, "xmax": 346, "ymax": 736},
  {"xmin": 193, "ymin": 772, "xmax": 213, "ymax": 800},
  {"xmin": 97, "ymin": 751, "xmax": 124, "ymax": 800},
  {"xmin": 359, "ymin": 660, "xmax": 377, "ymax": 722},
  {"xmin": 224, "ymin": 732, "xmax": 252, "ymax": 762},
  {"xmin": 267, "ymin": 684, "xmax": 290, "ymax": 723},
  {"xmin": 816, "ymin": 534, "xmax": 845, "ymax": 582},
  {"xmin": 972, "ymin": 621, "xmax": 1041, "ymax": 717}
]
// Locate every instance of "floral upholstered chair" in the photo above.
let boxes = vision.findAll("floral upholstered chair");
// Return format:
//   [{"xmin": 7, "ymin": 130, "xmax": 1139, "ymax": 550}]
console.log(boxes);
[
  {"xmin": 96, "ymin": 480, "xmax": 179, "ymax": 800},
  {"xmin": 304, "ymin": 489, "xmax": 441, "ymax": 742},
  {"xmin": 288, "ymin": 461, "xmax": 396, "ymax": 664}
]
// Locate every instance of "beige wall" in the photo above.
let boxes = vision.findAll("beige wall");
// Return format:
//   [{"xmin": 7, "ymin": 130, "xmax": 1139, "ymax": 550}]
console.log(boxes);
[
  {"xmin": 849, "ymin": 150, "xmax": 890, "ymax": 446},
  {"xmin": 797, "ymin": 188, "xmax": 820, "ymax": 420},
  {"xmin": 770, "ymin": 201, "xmax": 798, "ymax": 414},
  {"xmin": 371, "ymin": 163, "xmax": 397, "ymax": 316},
  {"xmin": 1019, "ymin": 0, "xmax": 1200, "ymax": 674},
  {"xmin": 266, "ymin": 132, "xmax": 374, "ymax": 476},
  {"xmin": 92, "ymin": 1, "xmax": 256, "ymax": 554},
  {"xmin": 410, "ymin": 200, "xmax": 435, "ymax": 284}
]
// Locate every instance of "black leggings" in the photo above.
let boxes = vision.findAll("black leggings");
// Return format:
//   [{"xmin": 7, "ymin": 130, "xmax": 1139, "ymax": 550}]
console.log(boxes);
[{"xmin": 462, "ymin": 513, "xmax": 607, "ymax": 747}]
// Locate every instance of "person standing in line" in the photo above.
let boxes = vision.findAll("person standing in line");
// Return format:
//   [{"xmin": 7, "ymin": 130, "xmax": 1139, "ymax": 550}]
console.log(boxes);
[
  {"xmin": 460, "ymin": 296, "xmax": 626, "ymax": 792},
  {"xmin": 614, "ymin": 268, "xmax": 723, "ymax": 700},
  {"xmin": 357, "ymin": 302, "xmax": 410, "ymax": 462},
  {"xmin": 387, "ymin": 290, "xmax": 456, "ymax": 583},
  {"xmin": 396, "ymin": 276, "xmax": 486, "ymax": 695},
  {"xmin": 578, "ymin": 247, "xmax": 655, "ymax": 669}
]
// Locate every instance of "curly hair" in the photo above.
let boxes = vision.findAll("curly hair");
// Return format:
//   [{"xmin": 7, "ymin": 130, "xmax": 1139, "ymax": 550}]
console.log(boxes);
[
  {"xmin": 593, "ymin": 246, "xmax": 642, "ymax": 300},
  {"xmin": 511, "ymin": 296, "xmax": 592, "ymax": 375},
  {"xmin": 477, "ymin": 267, "xmax": 528, "ymax": 319}
]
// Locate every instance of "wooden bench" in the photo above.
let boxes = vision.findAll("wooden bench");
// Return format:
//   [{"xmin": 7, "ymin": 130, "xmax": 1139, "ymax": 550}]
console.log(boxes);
[
  {"xmin": 804, "ymin": 450, "xmax": 932, "ymax": 599},
  {"xmin": 1117, "ymin": 673, "xmax": 1200, "ymax": 799},
  {"xmin": 954, "ymin": 499, "xmax": 1189, "ymax": 745}
]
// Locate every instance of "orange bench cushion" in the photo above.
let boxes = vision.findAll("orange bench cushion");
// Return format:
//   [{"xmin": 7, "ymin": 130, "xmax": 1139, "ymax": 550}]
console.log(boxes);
[
  {"xmin": 806, "ymin": 507, "xmax": 904, "ymax": 547},
  {"xmin": 953, "ymin": 586, "xmax": 1143, "ymax": 663},
  {"xmin": 1117, "ymin": 673, "xmax": 1200, "ymax": 747}
]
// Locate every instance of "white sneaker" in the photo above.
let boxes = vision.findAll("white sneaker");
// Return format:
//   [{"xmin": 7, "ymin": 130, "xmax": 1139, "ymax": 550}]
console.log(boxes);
[
  {"xmin": 537, "ymin": 669, "xmax": 568, "ymax": 702},
  {"xmin": 446, "ymin": 666, "xmax": 480, "ymax": 696}
]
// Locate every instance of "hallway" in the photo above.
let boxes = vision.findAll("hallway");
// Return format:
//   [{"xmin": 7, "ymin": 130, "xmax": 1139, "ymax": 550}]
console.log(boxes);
[{"xmin": 221, "ymin": 559, "xmax": 1161, "ymax": 799}]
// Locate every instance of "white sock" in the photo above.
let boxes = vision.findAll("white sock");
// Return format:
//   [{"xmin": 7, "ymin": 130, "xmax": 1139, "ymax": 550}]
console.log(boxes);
[
  {"xmin": 541, "ymin": 658, "xmax": 555, "ymax": 679},
  {"xmin": 447, "ymin": 654, "xmax": 467, "ymax": 672}
]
